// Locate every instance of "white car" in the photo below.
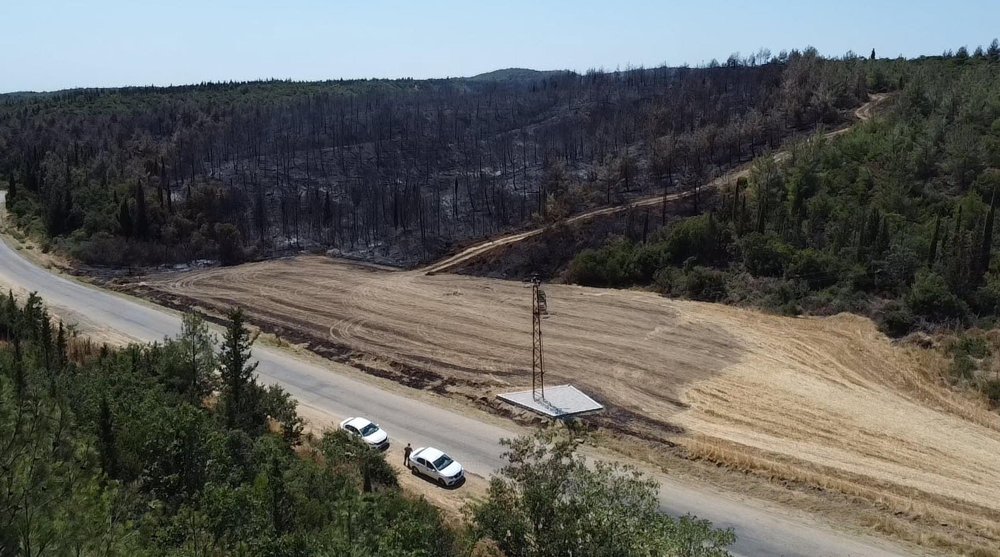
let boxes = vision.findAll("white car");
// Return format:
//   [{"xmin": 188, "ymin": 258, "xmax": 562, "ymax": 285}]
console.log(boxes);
[
  {"xmin": 407, "ymin": 447, "xmax": 464, "ymax": 487},
  {"xmin": 339, "ymin": 417, "xmax": 389, "ymax": 449}
]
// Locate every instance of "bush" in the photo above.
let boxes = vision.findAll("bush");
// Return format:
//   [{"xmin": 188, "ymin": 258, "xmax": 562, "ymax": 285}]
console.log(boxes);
[
  {"xmin": 632, "ymin": 242, "xmax": 668, "ymax": 283},
  {"xmin": 982, "ymin": 379, "xmax": 1000, "ymax": 407},
  {"xmin": 739, "ymin": 232, "xmax": 792, "ymax": 277},
  {"xmin": 874, "ymin": 245, "xmax": 921, "ymax": 292},
  {"xmin": 972, "ymin": 274, "xmax": 1000, "ymax": 315},
  {"xmin": 906, "ymin": 270, "xmax": 967, "ymax": 322},
  {"xmin": 950, "ymin": 354, "xmax": 976, "ymax": 382},
  {"xmin": 786, "ymin": 248, "xmax": 841, "ymax": 289},
  {"xmin": 759, "ymin": 278, "xmax": 806, "ymax": 315},
  {"xmin": 652, "ymin": 267, "xmax": 680, "ymax": 294},
  {"xmin": 566, "ymin": 238, "xmax": 640, "ymax": 287},
  {"xmin": 952, "ymin": 335, "xmax": 991, "ymax": 359},
  {"xmin": 470, "ymin": 430, "xmax": 735, "ymax": 556},
  {"xmin": 878, "ymin": 300, "xmax": 916, "ymax": 337},
  {"xmin": 679, "ymin": 266, "xmax": 728, "ymax": 302},
  {"xmin": 566, "ymin": 249, "xmax": 608, "ymax": 286},
  {"xmin": 214, "ymin": 223, "xmax": 244, "ymax": 266},
  {"xmin": 659, "ymin": 214, "xmax": 730, "ymax": 266}
]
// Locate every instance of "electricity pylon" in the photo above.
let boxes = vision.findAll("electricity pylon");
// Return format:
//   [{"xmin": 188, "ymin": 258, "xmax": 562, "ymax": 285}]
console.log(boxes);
[{"xmin": 531, "ymin": 274, "xmax": 547, "ymax": 400}]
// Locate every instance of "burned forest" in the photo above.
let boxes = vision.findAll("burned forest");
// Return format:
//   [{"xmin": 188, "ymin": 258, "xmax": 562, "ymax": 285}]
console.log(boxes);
[{"xmin": 0, "ymin": 51, "xmax": 868, "ymax": 267}]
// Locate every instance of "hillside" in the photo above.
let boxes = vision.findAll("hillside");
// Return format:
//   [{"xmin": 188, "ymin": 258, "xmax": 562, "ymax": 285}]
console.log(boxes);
[
  {"xmin": 438, "ymin": 55, "xmax": 1000, "ymax": 343},
  {"xmin": 468, "ymin": 67, "xmax": 571, "ymax": 81},
  {"xmin": 1, "ymin": 50, "xmax": 873, "ymax": 268},
  {"xmin": 570, "ymin": 55, "xmax": 1000, "ymax": 345}
]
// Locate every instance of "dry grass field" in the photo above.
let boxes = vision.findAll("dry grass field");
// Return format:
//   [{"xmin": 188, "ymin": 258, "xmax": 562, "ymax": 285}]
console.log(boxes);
[{"xmin": 141, "ymin": 255, "xmax": 1000, "ymax": 551}]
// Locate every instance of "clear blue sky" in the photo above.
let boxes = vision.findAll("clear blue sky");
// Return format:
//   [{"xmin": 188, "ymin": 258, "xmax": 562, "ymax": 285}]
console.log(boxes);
[{"xmin": 1, "ymin": 0, "xmax": 996, "ymax": 92}]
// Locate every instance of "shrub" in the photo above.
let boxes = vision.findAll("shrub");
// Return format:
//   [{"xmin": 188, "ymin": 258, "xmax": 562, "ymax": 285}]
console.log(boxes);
[
  {"xmin": 632, "ymin": 242, "xmax": 668, "ymax": 283},
  {"xmin": 950, "ymin": 354, "xmax": 976, "ymax": 382},
  {"xmin": 878, "ymin": 300, "xmax": 915, "ymax": 337},
  {"xmin": 739, "ymin": 232, "xmax": 792, "ymax": 277},
  {"xmin": 759, "ymin": 278, "xmax": 805, "ymax": 315},
  {"xmin": 566, "ymin": 238, "xmax": 640, "ymax": 287},
  {"xmin": 880, "ymin": 245, "xmax": 921, "ymax": 291},
  {"xmin": 652, "ymin": 267, "xmax": 680, "ymax": 294},
  {"xmin": 214, "ymin": 223, "xmax": 244, "ymax": 266},
  {"xmin": 952, "ymin": 335, "xmax": 991, "ymax": 359},
  {"xmin": 566, "ymin": 249, "xmax": 607, "ymax": 286},
  {"xmin": 786, "ymin": 248, "xmax": 841, "ymax": 289},
  {"xmin": 982, "ymin": 379, "xmax": 1000, "ymax": 407},
  {"xmin": 972, "ymin": 275, "xmax": 1000, "ymax": 315},
  {"xmin": 906, "ymin": 270, "xmax": 967, "ymax": 321},
  {"xmin": 679, "ymin": 266, "xmax": 728, "ymax": 302},
  {"xmin": 659, "ymin": 214, "xmax": 730, "ymax": 266}
]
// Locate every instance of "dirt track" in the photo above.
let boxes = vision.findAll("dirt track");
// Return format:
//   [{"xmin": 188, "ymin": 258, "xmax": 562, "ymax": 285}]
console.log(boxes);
[
  {"xmin": 424, "ymin": 94, "xmax": 889, "ymax": 275},
  {"xmin": 146, "ymin": 255, "xmax": 1000, "ymax": 551}
]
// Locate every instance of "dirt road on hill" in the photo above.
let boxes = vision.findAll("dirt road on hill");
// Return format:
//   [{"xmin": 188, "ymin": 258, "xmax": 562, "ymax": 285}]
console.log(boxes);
[{"xmin": 423, "ymin": 94, "xmax": 889, "ymax": 275}]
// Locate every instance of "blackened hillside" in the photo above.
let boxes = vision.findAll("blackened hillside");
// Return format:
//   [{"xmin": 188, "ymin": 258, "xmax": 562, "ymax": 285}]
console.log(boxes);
[{"xmin": 1, "ymin": 49, "xmax": 871, "ymax": 267}]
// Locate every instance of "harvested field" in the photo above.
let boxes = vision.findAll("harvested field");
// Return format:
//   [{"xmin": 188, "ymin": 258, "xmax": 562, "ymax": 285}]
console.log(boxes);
[
  {"xmin": 143, "ymin": 254, "xmax": 1000, "ymax": 551},
  {"xmin": 145, "ymin": 257, "xmax": 739, "ymax": 439}
]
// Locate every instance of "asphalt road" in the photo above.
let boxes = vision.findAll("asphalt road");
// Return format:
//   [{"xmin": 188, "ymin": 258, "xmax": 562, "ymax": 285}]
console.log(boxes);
[{"xmin": 0, "ymin": 195, "xmax": 913, "ymax": 557}]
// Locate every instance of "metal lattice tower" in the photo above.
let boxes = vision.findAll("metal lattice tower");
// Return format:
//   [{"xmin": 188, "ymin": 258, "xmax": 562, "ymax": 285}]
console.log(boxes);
[{"xmin": 531, "ymin": 275, "xmax": 547, "ymax": 400}]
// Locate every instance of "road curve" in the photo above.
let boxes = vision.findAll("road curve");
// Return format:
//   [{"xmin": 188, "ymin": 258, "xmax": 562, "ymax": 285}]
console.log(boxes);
[{"xmin": 0, "ymin": 192, "xmax": 912, "ymax": 556}]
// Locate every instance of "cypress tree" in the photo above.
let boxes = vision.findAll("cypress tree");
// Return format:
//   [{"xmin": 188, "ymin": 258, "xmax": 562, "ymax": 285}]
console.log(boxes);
[
  {"xmin": 56, "ymin": 321, "xmax": 68, "ymax": 370},
  {"xmin": 12, "ymin": 336, "xmax": 24, "ymax": 399},
  {"xmin": 62, "ymin": 186, "xmax": 74, "ymax": 230},
  {"xmin": 220, "ymin": 307, "xmax": 259, "ymax": 431},
  {"xmin": 928, "ymin": 215, "xmax": 941, "ymax": 268},
  {"xmin": 39, "ymin": 309, "xmax": 52, "ymax": 372},
  {"xmin": 979, "ymin": 187, "xmax": 997, "ymax": 281},
  {"xmin": 755, "ymin": 193, "xmax": 767, "ymax": 234},
  {"xmin": 118, "ymin": 198, "xmax": 132, "ymax": 237},
  {"xmin": 158, "ymin": 158, "xmax": 167, "ymax": 209},
  {"xmin": 731, "ymin": 187, "xmax": 740, "ymax": 224},
  {"xmin": 4, "ymin": 291, "xmax": 17, "ymax": 339},
  {"xmin": 6, "ymin": 172, "xmax": 15, "ymax": 204},
  {"xmin": 323, "ymin": 190, "xmax": 333, "ymax": 227},
  {"xmin": 98, "ymin": 396, "xmax": 118, "ymax": 478},
  {"xmin": 254, "ymin": 187, "xmax": 268, "ymax": 240},
  {"xmin": 855, "ymin": 209, "xmax": 868, "ymax": 261},
  {"xmin": 133, "ymin": 181, "xmax": 148, "ymax": 238},
  {"xmin": 739, "ymin": 194, "xmax": 747, "ymax": 236},
  {"xmin": 875, "ymin": 216, "xmax": 890, "ymax": 257}
]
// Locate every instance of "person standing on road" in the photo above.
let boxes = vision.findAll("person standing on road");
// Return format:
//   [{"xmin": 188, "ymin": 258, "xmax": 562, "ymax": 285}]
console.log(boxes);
[{"xmin": 404, "ymin": 443, "xmax": 412, "ymax": 467}]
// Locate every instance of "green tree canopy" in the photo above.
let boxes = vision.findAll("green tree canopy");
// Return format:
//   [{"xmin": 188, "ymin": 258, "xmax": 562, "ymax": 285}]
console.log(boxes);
[{"xmin": 470, "ymin": 429, "xmax": 735, "ymax": 557}]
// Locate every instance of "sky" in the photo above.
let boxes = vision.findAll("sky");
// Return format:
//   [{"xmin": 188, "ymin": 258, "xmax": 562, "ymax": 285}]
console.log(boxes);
[{"xmin": 1, "ymin": 0, "xmax": 997, "ymax": 93}]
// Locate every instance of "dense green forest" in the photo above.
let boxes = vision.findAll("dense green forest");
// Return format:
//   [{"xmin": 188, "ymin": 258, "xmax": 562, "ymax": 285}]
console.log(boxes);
[
  {"xmin": 566, "ymin": 45, "xmax": 1000, "ymax": 396},
  {"xmin": 0, "ymin": 48, "xmax": 868, "ymax": 267},
  {"xmin": 0, "ymin": 294, "xmax": 734, "ymax": 556}
]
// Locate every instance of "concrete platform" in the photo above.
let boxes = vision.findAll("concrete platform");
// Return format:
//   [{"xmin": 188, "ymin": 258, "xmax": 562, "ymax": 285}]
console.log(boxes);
[{"xmin": 497, "ymin": 384, "xmax": 604, "ymax": 418}]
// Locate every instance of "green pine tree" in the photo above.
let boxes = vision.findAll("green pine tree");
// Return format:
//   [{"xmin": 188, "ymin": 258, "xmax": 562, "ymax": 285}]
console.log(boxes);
[
  {"xmin": 928, "ymin": 215, "xmax": 941, "ymax": 268},
  {"xmin": 117, "ymin": 198, "xmax": 132, "ymax": 237},
  {"xmin": 220, "ymin": 307, "xmax": 260, "ymax": 432},
  {"xmin": 97, "ymin": 395, "xmax": 117, "ymax": 478},
  {"xmin": 979, "ymin": 187, "xmax": 997, "ymax": 281}
]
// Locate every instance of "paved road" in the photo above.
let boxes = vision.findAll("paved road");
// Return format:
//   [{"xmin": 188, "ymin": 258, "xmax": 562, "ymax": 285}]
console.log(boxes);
[{"xmin": 0, "ymin": 194, "xmax": 912, "ymax": 556}]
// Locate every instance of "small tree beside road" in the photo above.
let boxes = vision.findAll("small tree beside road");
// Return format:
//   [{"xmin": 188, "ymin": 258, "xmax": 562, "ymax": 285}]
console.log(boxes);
[{"xmin": 469, "ymin": 429, "xmax": 735, "ymax": 557}]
